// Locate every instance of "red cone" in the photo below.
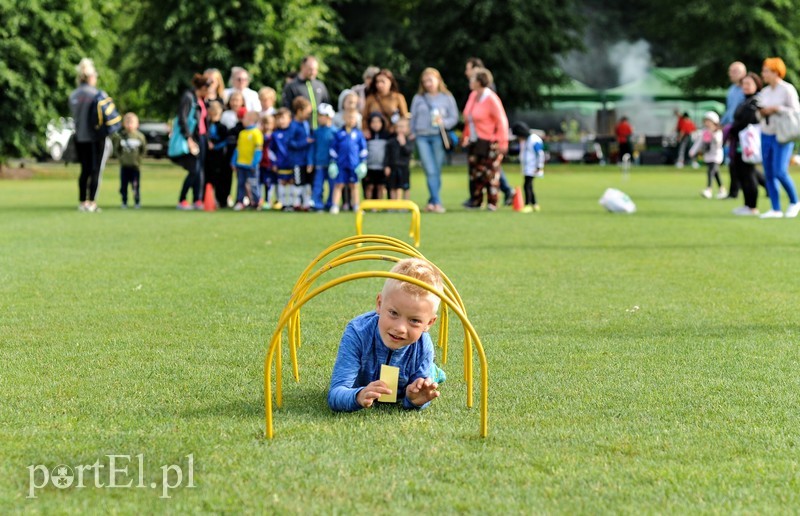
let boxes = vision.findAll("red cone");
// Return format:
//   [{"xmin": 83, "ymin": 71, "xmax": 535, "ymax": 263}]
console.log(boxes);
[
  {"xmin": 203, "ymin": 183, "xmax": 216, "ymax": 212},
  {"xmin": 512, "ymin": 186, "xmax": 524, "ymax": 212}
]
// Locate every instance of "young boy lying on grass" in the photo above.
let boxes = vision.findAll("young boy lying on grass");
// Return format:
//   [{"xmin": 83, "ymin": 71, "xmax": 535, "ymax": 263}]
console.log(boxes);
[{"xmin": 328, "ymin": 258, "xmax": 444, "ymax": 411}]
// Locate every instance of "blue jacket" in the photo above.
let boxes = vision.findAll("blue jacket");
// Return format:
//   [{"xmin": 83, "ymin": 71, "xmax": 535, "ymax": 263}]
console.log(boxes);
[
  {"xmin": 722, "ymin": 84, "xmax": 746, "ymax": 126},
  {"xmin": 287, "ymin": 119, "xmax": 311, "ymax": 167},
  {"xmin": 310, "ymin": 125, "xmax": 336, "ymax": 166},
  {"xmin": 330, "ymin": 127, "xmax": 367, "ymax": 170},
  {"xmin": 328, "ymin": 311, "xmax": 434, "ymax": 412},
  {"xmin": 270, "ymin": 127, "xmax": 291, "ymax": 170}
]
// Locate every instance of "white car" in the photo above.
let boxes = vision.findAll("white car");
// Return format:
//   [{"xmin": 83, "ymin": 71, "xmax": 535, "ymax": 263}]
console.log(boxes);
[{"xmin": 46, "ymin": 117, "xmax": 75, "ymax": 161}]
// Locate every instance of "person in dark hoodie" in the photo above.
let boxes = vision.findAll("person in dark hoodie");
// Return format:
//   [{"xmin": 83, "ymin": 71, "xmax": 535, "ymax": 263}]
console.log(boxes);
[
  {"xmin": 385, "ymin": 118, "xmax": 414, "ymax": 200},
  {"xmin": 69, "ymin": 58, "xmax": 115, "ymax": 212},
  {"xmin": 364, "ymin": 112, "xmax": 390, "ymax": 200},
  {"xmin": 728, "ymin": 72, "xmax": 764, "ymax": 216}
]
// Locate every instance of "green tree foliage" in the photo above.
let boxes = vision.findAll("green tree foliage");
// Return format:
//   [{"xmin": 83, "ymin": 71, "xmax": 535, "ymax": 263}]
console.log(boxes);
[
  {"xmin": 618, "ymin": 0, "xmax": 800, "ymax": 88},
  {"xmin": 0, "ymin": 0, "xmax": 119, "ymax": 159},
  {"xmin": 117, "ymin": 0, "xmax": 340, "ymax": 118},
  {"xmin": 330, "ymin": 0, "xmax": 585, "ymax": 109},
  {"xmin": 8, "ymin": 0, "xmax": 800, "ymax": 160}
]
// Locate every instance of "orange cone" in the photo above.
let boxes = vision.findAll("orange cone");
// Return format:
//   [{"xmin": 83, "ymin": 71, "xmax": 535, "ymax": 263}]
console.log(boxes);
[
  {"xmin": 512, "ymin": 186, "xmax": 524, "ymax": 212},
  {"xmin": 203, "ymin": 183, "xmax": 216, "ymax": 212}
]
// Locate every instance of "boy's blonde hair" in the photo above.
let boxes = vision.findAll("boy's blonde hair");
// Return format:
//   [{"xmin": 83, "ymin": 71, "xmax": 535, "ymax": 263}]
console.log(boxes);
[
  {"xmin": 258, "ymin": 86, "xmax": 276, "ymax": 101},
  {"xmin": 207, "ymin": 101, "xmax": 223, "ymax": 116},
  {"xmin": 122, "ymin": 112, "xmax": 139, "ymax": 125},
  {"xmin": 382, "ymin": 258, "xmax": 443, "ymax": 311},
  {"xmin": 243, "ymin": 111, "xmax": 260, "ymax": 126}
]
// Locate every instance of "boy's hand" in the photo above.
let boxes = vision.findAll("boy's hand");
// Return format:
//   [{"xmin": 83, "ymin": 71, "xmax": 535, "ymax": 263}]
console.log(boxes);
[
  {"xmin": 405, "ymin": 377, "xmax": 440, "ymax": 407},
  {"xmin": 357, "ymin": 380, "xmax": 392, "ymax": 408},
  {"xmin": 384, "ymin": 166, "xmax": 391, "ymax": 177}
]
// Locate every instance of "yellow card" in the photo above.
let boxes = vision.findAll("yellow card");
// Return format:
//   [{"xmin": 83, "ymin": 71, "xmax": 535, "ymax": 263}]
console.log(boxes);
[{"xmin": 378, "ymin": 364, "xmax": 400, "ymax": 403}]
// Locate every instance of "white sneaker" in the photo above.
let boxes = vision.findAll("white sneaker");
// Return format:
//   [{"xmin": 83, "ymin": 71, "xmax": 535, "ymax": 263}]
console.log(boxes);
[
  {"xmin": 716, "ymin": 187, "xmax": 728, "ymax": 199},
  {"xmin": 785, "ymin": 203, "xmax": 800, "ymax": 218},
  {"xmin": 701, "ymin": 188, "xmax": 712, "ymax": 199},
  {"xmin": 760, "ymin": 210, "xmax": 784, "ymax": 219},
  {"xmin": 732, "ymin": 206, "xmax": 759, "ymax": 216},
  {"xmin": 330, "ymin": 205, "xmax": 340, "ymax": 215}
]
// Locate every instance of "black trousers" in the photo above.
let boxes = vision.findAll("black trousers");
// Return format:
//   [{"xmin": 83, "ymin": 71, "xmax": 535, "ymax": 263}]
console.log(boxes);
[
  {"xmin": 76, "ymin": 139, "xmax": 106, "ymax": 202},
  {"xmin": 205, "ymin": 149, "xmax": 230, "ymax": 207},
  {"xmin": 119, "ymin": 166, "xmax": 140, "ymax": 205},
  {"xmin": 177, "ymin": 135, "xmax": 207, "ymax": 203},
  {"xmin": 730, "ymin": 151, "xmax": 759, "ymax": 209},
  {"xmin": 524, "ymin": 176, "xmax": 537, "ymax": 205}
]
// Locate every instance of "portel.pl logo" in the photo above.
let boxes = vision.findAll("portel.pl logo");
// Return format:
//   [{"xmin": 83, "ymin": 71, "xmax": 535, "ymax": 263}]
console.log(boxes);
[{"xmin": 27, "ymin": 454, "xmax": 195, "ymax": 499}]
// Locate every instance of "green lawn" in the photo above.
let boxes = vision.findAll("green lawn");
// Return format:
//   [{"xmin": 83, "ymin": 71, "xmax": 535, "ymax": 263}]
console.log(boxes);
[{"xmin": 2, "ymin": 159, "xmax": 800, "ymax": 513}]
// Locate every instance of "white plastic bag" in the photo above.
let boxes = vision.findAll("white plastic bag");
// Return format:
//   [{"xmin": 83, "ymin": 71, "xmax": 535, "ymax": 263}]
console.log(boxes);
[
  {"xmin": 739, "ymin": 123, "xmax": 762, "ymax": 164},
  {"xmin": 599, "ymin": 188, "xmax": 636, "ymax": 213}
]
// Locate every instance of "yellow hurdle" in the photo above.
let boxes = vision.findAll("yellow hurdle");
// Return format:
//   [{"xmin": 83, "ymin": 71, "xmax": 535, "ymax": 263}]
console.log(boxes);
[
  {"xmin": 355, "ymin": 200, "xmax": 421, "ymax": 247},
  {"xmin": 264, "ymin": 235, "xmax": 487, "ymax": 439},
  {"xmin": 282, "ymin": 235, "xmax": 470, "ymax": 376}
]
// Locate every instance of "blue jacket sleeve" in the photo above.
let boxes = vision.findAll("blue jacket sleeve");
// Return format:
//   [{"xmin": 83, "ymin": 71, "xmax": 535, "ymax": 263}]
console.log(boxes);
[
  {"xmin": 328, "ymin": 322, "xmax": 366, "ymax": 412},
  {"xmin": 252, "ymin": 149, "xmax": 263, "ymax": 169},
  {"xmin": 401, "ymin": 333, "xmax": 435, "ymax": 410},
  {"xmin": 443, "ymin": 93, "xmax": 459, "ymax": 130},
  {"xmin": 358, "ymin": 133, "xmax": 368, "ymax": 162},
  {"xmin": 287, "ymin": 123, "xmax": 306, "ymax": 151},
  {"xmin": 230, "ymin": 148, "xmax": 239, "ymax": 167}
]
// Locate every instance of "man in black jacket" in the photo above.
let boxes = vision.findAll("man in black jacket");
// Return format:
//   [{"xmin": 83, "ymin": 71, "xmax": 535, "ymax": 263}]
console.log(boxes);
[{"xmin": 281, "ymin": 56, "xmax": 331, "ymax": 130}]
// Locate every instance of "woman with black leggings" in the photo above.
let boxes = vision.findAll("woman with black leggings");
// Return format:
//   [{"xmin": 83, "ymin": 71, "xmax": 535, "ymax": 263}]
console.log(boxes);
[
  {"xmin": 172, "ymin": 74, "xmax": 210, "ymax": 210},
  {"xmin": 68, "ymin": 58, "xmax": 110, "ymax": 212},
  {"xmin": 729, "ymin": 72, "xmax": 763, "ymax": 216}
]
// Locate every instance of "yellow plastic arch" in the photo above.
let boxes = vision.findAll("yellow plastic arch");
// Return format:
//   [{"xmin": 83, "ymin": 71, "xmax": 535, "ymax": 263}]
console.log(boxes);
[
  {"xmin": 285, "ymin": 246, "xmax": 470, "ymax": 372},
  {"xmin": 264, "ymin": 270, "xmax": 488, "ymax": 439},
  {"xmin": 281, "ymin": 236, "xmax": 471, "ymax": 374},
  {"xmin": 355, "ymin": 200, "xmax": 422, "ymax": 247}
]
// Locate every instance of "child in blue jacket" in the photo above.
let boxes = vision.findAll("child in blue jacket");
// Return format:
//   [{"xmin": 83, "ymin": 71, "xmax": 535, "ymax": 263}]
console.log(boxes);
[
  {"xmin": 328, "ymin": 258, "xmax": 443, "ymax": 411},
  {"xmin": 287, "ymin": 97, "xmax": 313, "ymax": 210},
  {"xmin": 269, "ymin": 108, "xmax": 292, "ymax": 210},
  {"xmin": 310, "ymin": 103, "xmax": 337, "ymax": 211},
  {"xmin": 328, "ymin": 110, "xmax": 367, "ymax": 214}
]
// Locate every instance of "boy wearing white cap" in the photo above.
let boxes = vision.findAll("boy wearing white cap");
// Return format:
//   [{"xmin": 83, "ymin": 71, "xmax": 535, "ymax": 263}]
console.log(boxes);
[{"xmin": 691, "ymin": 111, "xmax": 726, "ymax": 199}]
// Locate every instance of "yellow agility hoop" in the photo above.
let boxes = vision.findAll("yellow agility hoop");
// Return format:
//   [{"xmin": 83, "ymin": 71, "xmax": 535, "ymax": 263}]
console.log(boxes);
[
  {"xmin": 283, "ymin": 235, "xmax": 470, "ymax": 372},
  {"xmin": 264, "ymin": 236, "xmax": 488, "ymax": 439}
]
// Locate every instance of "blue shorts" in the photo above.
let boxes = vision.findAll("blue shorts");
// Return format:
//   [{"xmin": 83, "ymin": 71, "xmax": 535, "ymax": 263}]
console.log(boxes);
[
  {"xmin": 335, "ymin": 167, "xmax": 357, "ymax": 185},
  {"xmin": 277, "ymin": 170, "xmax": 293, "ymax": 183}
]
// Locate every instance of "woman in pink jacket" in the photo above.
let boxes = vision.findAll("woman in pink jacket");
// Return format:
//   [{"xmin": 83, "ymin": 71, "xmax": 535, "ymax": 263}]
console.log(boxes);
[{"xmin": 461, "ymin": 67, "xmax": 509, "ymax": 211}]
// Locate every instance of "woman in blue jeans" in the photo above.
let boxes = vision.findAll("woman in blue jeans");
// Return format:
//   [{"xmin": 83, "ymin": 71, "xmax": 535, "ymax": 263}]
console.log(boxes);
[
  {"xmin": 410, "ymin": 68, "xmax": 459, "ymax": 213},
  {"xmin": 757, "ymin": 57, "xmax": 800, "ymax": 219}
]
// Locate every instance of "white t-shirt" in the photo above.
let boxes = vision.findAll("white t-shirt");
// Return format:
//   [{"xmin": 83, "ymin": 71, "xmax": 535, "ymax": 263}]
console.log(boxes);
[{"xmin": 757, "ymin": 79, "xmax": 800, "ymax": 135}]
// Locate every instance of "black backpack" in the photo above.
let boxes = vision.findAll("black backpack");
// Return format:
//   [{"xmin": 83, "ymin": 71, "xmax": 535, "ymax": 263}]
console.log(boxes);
[{"xmin": 89, "ymin": 91, "xmax": 122, "ymax": 138}]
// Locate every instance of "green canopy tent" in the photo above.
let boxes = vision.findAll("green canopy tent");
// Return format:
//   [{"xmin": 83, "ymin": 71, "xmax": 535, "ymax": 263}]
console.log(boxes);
[
  {"xmin": 539, "ymin": 77, "xmax": 605, "ymax": 103},
  {"xmin": 605, "ymin": 67, "xmax": 727, "ymax": 102}
]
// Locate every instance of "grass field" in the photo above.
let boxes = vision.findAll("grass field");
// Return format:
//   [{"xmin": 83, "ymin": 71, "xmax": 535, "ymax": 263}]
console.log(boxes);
[{"xmin": 2, "ymin": 159, "xmax": 800, "ymax": 513}]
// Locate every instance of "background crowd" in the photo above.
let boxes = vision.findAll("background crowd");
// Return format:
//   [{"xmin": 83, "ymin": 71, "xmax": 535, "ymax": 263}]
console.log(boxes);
[{"xmin": 69, "ymin": 55, "xmax": 545, "ymax": 215}]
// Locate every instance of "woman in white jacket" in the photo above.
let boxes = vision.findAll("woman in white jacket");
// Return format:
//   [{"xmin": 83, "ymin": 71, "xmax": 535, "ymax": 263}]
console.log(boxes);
[{"xmin": 757, "ymin": 57, "xmax": 800, "ymax": 218}]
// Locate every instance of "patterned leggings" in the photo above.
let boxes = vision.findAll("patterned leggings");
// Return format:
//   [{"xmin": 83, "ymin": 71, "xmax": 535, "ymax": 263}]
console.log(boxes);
[{"xmin": 468, "ymin": 144, "xmax": 501, "ymax": 207}]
